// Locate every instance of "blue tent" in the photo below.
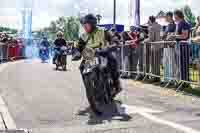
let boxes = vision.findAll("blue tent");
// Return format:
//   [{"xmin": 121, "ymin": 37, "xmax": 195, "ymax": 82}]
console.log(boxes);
[{"xmin": 98, "ymin": 24, "xmax": 124, "ymax": 32}]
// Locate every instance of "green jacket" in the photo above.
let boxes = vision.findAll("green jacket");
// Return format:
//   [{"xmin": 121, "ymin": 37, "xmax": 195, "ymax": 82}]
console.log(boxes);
[{"xmin": 77, "ymin": 28, "xmax": 111, "ymax": 51}]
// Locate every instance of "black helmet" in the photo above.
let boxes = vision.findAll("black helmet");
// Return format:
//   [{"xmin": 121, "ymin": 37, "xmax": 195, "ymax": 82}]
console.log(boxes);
[{"xmin": 81, "ymin": 14, "xmax": 97, "ymax": 25}]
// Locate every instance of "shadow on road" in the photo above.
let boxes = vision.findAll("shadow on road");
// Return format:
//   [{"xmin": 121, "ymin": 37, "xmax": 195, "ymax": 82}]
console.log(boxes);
[
  {"xmin": 77, "ymin": 102, "xmax": 132, "ymax": 125},
  {"xmin": 196, "ymin": 113, "xmax": 200, "ymax": 116}
]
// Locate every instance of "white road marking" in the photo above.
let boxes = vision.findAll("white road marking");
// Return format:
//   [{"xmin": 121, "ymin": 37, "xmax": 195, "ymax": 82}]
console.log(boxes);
[
  {"xmin": 121, "ymin": 104, "xmax": 200, "ymax": 133},
  {"xmin": 119, "ymin": 104, "xmax": 163, "ymax": 114},
  {"xmin": 0, "ymin": 101, "xmax": 16, "ymax": 129},
  {"xmin": 140, "ymin": 112, "xmax": 200, "ymax": 133}
]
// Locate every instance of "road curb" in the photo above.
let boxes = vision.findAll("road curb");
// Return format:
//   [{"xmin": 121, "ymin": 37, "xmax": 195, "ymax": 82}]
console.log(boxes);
[
  {"xmin": 0, "ymin": 97, "xmax": 16, "ymax": 129},
  {"xmin": 0, "ymin": 61, "xmax": 26, "ymax": 130}
]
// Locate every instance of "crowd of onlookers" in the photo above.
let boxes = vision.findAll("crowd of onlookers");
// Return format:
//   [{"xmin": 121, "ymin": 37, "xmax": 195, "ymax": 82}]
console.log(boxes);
[
  {"xmin": 146, "ymin": 9, "xmax": 200, "ymax": 89},
  {"xmin": 0, "ymin": 32, "xmax": 20, "ymax": 45},
  {"xmin": 0, "ymin": 32, "xmax": 26, "ymax": 61},
  {"xmin": 0, "ymin": 33, "xmax": 9, "ymax": 43},
  {"xmin": 110, "ymin": 9, "xmax": 200, "ymax": 89}
]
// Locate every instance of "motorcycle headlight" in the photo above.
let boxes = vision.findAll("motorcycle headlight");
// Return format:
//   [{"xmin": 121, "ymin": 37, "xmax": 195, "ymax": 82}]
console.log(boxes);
[
  {"xmin": 61, "ymin": 46, "xmax": 67, "ymax": 50},
  {"xmin": 40, "ymin": 46, "xmax": 45, "ymax": 49},
  {"xmin": 82, "ymin": 47, "xmax": 95, "ymax": 60}
]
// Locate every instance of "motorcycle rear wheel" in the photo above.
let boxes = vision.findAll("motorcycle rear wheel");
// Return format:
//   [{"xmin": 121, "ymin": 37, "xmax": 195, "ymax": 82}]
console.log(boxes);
[{"xmin": 83, "ymin": 72, "xmax": 101, "ymax": 114}]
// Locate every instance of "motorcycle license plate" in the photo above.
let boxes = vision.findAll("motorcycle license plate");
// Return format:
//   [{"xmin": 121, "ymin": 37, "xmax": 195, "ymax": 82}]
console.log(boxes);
[
  {"xmin": 61, "ymin": 46, "xmax": 67, "ymax": 50},
  {"xmin": 99, "ymin": 57, "xmax": 107, "ymax": 67},
  {"xmin": 83, "ymin": 68, "xmax": 91, "ymax": 74},
  {"xmin": 95, "ymin": 57, "xmax": 100, "ymax": 65}
]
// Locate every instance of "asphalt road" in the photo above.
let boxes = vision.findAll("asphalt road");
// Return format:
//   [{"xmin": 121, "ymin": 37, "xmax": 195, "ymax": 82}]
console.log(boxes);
[{"xmin": 0, "ymin": 59, "xmax": 200, "ymax": 133}]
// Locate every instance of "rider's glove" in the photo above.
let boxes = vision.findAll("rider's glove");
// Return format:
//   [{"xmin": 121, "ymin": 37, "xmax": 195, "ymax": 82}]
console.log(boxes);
[{"xmin": 72, "ymin": 49, "xmax": 82, "ymax": 61}]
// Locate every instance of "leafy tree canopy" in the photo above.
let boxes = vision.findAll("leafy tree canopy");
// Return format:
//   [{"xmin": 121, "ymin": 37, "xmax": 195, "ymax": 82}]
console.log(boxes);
[{"xmin": 36, "ymin": 16, "xmax": 80, "ymax": 42}]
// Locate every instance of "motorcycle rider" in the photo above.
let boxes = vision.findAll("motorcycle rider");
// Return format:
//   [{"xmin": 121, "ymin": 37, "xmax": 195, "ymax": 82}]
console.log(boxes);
[
  {"xmin": 72, "ymin": 14, "xmax": 122, "ymax": 115},
  {"xmin": 39, "ymin": 36, "xmax": 50, "ymax": 58},
  {"xmin": 53, "ymin": 31, "xmax": 67, "ymax": 64}
]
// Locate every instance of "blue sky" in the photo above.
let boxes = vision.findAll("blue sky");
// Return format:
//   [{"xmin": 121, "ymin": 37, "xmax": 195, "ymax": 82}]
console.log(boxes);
[{"xmin": 0, "ymin": 0, "xmax": 199, "ymax": 30}]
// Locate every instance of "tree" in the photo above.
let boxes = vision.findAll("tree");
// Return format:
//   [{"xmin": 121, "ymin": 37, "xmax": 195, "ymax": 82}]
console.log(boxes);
[
  {"xmin": 0, "ymin": 27, "xmax": 17, "ymax": 34},
  {"xmin": 64, "ymin": 17, "xmax": 80, "ymax": 41},
  {"xmin": 182, "ymin": 5, "xmax": 196, "ymax": 27},
  {"xmin": 38, "ymin": 16, "xmax": 80, "ymax": 41},
  {"xmin": 49, "ymin": 21, "xmax": 57, "ymax": 33}
]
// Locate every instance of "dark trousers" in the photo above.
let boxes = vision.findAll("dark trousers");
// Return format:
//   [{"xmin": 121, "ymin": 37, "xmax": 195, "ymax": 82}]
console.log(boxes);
[
  {"xmin": 151, "ymin": 46, "xmax": 161, "ymax": 76},
  {"xmin": 128, "ymin": 45, "xmax": 144, "ymax": 75},
  {"xmin": 180, "ymin": 44, "xmax": 190, "ymax": 81},
  {"xmin": 144, "ymin": 42, "xmax": 161, "ymax": 78},
  {"xmin": 144, "ymin": 43, "xmax": 151, "ymax": 74}
]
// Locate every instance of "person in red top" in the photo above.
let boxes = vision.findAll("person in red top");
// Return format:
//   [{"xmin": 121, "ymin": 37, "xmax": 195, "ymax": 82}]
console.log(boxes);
[
  {"xmin": 126, "ymin": 26, "xmax": 141, "ymax": 79},
  {"xmin": 127, "ymin": 29, "xmax": 139, "ymax": 48}
]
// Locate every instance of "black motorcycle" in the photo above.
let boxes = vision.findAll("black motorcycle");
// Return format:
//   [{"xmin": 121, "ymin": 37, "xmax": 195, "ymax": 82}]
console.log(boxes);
[
  {"xmin": 54, "ymin": 46, "xmax": 68, "ymax": 71},
  {"xmin": 81, "ymin": 47, "xmax": 115, "ymax": 114}
]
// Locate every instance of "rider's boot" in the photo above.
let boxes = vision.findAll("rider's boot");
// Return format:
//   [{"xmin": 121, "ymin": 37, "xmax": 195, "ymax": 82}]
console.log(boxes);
[
  {"xmin": 90, "ymin": 104, "xmax": 103, "ymax": 116},
  {"xmin": 94, "ymin": 110, "xmax": 103, "ymax": 116}
]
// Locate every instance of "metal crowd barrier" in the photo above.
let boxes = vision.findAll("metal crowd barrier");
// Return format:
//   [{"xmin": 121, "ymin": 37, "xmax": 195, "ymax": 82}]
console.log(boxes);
[
  {"xmin": 0, "ymin": 42, "xmax": 26, "ymax": 64},
  {"xmin": 0, "ymin": 42, "xmax": 8, "ymax": 63},
  {"xmin": 118, "ymin": 40, "xmax": 200, "ymax": 91},
  {"xmin": 119, "ymin": 42, "xmax": 144, "ymax": 79}
]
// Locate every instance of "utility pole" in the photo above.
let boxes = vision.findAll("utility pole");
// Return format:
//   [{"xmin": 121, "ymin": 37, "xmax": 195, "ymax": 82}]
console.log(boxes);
[
  {"xmin": 113, "ymin": 0, "xmax": 116, "ymax": 28},
  {"xmin": 130, "ymin": 0, "xmax": 140, "ymax": 27}
]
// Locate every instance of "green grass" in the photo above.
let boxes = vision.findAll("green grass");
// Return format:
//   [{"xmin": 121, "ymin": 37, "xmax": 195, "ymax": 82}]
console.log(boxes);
[
  {"xmin": 183, "ymin": 87, "xmax": 200, "ymax": 97},
  {"xmin": 159, "ymin": 65, "xmax": 200, "ymax": 83}
]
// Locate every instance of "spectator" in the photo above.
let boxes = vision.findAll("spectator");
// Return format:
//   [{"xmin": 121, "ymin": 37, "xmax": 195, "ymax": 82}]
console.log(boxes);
[
  {"xmin": 170, "ymin": 10, "xmax": 191, "ymax": 88},
  {"xmin": 0, "ymin": 33, "xmax": 8, "ymax": 43},
  {"xmin": 147, "ymin": 16, "xmax": 161, "ymax": 41},
  {"xmin": 165, "ymin": 12, "xmax": 176, "ymax": 33},
  {"xmin": 144, "ymin": 16, "xmax": 162, "ymax": 83},
  {"xmin": 192, "ymin": 16, "xmax": 200, "ymax": 42},
  {"xmin": 121, "ymin": 31, "xmax": 131, "ymax": 78},
  {"xmin": 194, "ymin": 16, "xmax": 200, "ymax": 36},
  {"xmin": 162, "ymin": 11, "xmax": 177, "ymax": 87},
  {"xmin": 126, "ymin": 26, "xmax": 142, "ymax": 79},
  {"xmin": 190, "ymin": 16, "xmax": 200, "ymax": 61},
  {"xmin": 173, "ymin": 10, "xmax": 191, "ymax": 41},
  {"xmin": 109, "ymin": 27, "xmax": 121, "ymax": 45}
]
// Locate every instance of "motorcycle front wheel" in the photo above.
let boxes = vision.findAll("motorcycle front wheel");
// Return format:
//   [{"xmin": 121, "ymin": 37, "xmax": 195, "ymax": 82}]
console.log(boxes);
[{"xmin": 61, "ymin": 55, "xmax": 67, "ymax": 71}]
